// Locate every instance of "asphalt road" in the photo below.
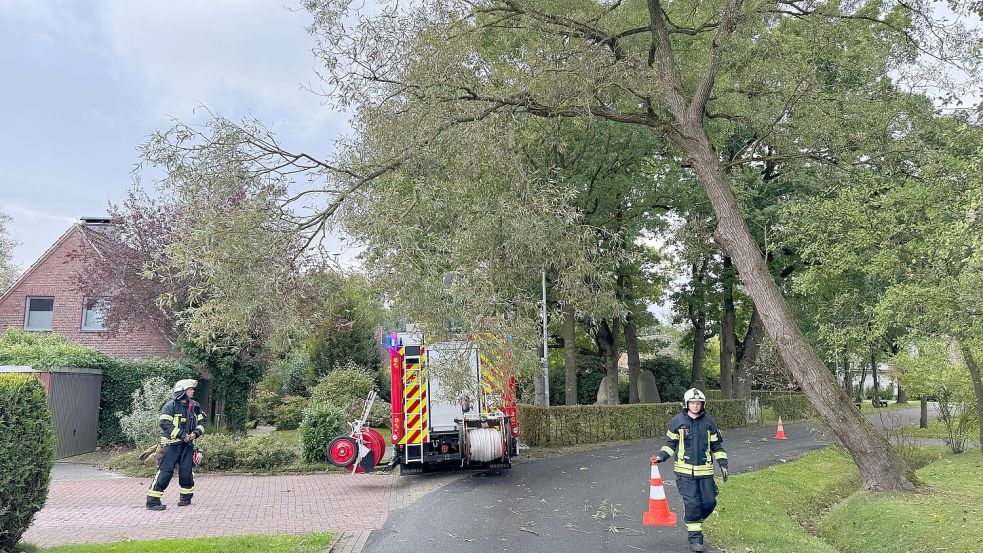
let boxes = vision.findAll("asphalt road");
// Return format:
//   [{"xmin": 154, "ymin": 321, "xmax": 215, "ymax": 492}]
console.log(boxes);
[{"xmin": 362, "ymin": 405, "xmax": 936, "ymax": 553}]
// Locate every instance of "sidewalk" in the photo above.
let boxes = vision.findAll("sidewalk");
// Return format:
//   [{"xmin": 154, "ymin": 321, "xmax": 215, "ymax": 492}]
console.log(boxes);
[{"xmin": 24, "ymin": 469, "xmax": 461, "ymax": 547}]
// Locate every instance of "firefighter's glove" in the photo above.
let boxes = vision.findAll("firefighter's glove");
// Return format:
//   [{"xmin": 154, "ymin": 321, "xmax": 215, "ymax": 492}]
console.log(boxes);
[
  {"xmin": 721, "ymin": 467, "xmax": 729, "ymax": 482},
  {"xmin": 650, "ymin": 455, "xmax": 660, "ymax": 465}
]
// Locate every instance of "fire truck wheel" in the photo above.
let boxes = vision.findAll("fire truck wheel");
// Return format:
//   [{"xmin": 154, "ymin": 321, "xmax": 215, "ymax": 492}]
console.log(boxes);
[{"xmin": 327, "ymin": 436, "xmax": 358, "ymax": 467}]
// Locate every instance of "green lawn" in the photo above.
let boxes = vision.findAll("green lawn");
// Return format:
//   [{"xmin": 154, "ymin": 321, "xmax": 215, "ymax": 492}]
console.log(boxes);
[
  {"xmin": 904, "ymin": 419, "xmax": 980, "ymax": 441},
  {"xmin": 20, "ymin": 533, "xmax": 333, "ymax": 553},
  {"xmin": 859, "ymin": 400, "xmax": 918, "ymax": 414},
  {"xmin": 704, "ymin": 446, "xmax": 952, "ymax": 553},
  {"xmin": 820, "ymin": 452, "xmax": 983, "ymax": 553}
]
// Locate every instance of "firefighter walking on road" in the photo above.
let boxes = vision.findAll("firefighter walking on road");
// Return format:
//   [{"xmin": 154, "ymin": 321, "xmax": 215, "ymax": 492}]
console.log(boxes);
[
  {"xmin": 146, "ymin": 379, "xmax": 206, "ymax": 511},
  {"xmin": 654, "ymin": 388, "xmax": 729, "ymax": 552}
]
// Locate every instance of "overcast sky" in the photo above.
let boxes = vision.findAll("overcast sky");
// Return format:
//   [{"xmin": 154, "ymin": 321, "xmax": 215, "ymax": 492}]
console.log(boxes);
[{"xmin": 0, "ymin": 0, "xmax": 349, "ymax": 270}]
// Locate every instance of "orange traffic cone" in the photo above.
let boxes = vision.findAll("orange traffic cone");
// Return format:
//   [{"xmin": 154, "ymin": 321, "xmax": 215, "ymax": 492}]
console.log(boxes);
[
  {"xmin": 774, "ymin": 416, "xmax": 788, "ymax": 440},
  {"xmin": 642, "ymin": 457, "xmax": 678, "ymax": 526}
]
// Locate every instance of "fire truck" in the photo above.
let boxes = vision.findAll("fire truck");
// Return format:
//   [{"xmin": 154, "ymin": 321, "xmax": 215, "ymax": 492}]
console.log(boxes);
[{"xmin": 387, "ymin": 328, "xmax": 519, "ymax": 473}]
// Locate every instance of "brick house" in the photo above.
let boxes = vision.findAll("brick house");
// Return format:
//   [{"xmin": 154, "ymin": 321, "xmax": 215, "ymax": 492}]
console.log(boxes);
[{"xmin": 0, "ymin": 217, "xmax": 176, "ymax": 359}]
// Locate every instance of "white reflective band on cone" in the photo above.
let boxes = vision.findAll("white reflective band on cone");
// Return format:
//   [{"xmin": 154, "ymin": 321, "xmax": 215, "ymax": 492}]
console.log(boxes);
[
  {"xmin": 650, "ymin": 486, "xmax": 667, "ymax": 500},
  {"xmin": 651, "ymin": 464, "xmax": 662, "ymax": 479}
]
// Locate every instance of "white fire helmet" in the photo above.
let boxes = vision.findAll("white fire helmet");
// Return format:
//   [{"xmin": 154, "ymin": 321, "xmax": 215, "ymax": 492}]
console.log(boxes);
[
  {"xmin": 683, "ymin": 388, "xmax": 707, "ymax": 406},
  {"xmin": 173, "ymin": 379, "xmax": 198, "ymax": 395}
]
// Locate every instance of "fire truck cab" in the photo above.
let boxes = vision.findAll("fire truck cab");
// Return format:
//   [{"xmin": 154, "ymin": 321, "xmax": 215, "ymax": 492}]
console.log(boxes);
[{"xmin": 388, "ymin": 327, "xmax": 519, "ymax": 473}]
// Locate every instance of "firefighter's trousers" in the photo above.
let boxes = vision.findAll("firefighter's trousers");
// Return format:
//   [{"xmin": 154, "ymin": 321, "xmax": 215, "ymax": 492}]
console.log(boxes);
[
  {"xmin": 147, "ymin": 442, "xmax": 195, "ymax": 505},
  {"xmin": 676, "ymin": 474, "xmax": 718, "ymax": 543}
]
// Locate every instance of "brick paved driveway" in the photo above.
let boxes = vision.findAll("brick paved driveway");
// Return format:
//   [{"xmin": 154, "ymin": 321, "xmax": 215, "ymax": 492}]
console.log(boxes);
[{"xmin": 25, "ymin": 471, "xmax": 458, "ymax": 547}]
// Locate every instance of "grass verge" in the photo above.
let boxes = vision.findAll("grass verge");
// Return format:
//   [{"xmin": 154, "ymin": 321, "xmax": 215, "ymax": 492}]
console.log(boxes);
[
  {"xmin": 904, "ymin": 420, "xmax": 980, "ymax": 441},
  {"xmin": 819, "ymin": 452, "xmax": 983, "ymax": 553},
  {"xmin": 19, "ymin": 533, "xmax": 334, "ymax": 553},
  {"xmin": 704, "ymin": 446, "xmax": 949, "ymax": 553},
  {"xmin": 704, "ymin": 448, "xmax": 860, "ymax": 553}
]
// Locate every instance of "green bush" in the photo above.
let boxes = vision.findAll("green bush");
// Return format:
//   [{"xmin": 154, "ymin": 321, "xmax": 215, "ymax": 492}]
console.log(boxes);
[
  {"xmin": 517, "ymin": 399, "xmax": 748, "ymax": 447},
  {"xmin": 309, "ymin": 363, "xmax": 378, "ymax": 408},
  {"xmin": 100, "ymin": 358, "xmax": 197, "ymax": 445},
  {"xmin": 0, "ymin": 374, "xmax": 54, "ymax": 551},
  {"xmin": 754, "ymin": 391, "xmax": 815, "ymax": 421},
  {"xmin": 235, "ymin": 435, "xmax": 299, "ymax": 470},
  {"xmin": 299, "ymin": 401, "xmax": 349, "ymax": 463},
  {"xmin": 641, "ymin": 355, "xmax": 690, "ymax": 402},
  {"xmin": 0, "ymin": 328, "xmax": 114, "ymax": 369},
  {"xmin": 195, "ymin": 433, "xmax": 241, "ymax": 471},
  {"xmin": 194, "ymin": 433, "xmax": 299, "ymax": 471},
  {"xmin": 273, "ymin": 396, "xmax": 308, "ymax": 431}
]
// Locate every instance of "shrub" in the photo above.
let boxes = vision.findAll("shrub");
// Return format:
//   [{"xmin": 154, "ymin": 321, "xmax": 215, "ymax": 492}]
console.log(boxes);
[
  {"xmin": 195, "ymin": 433, "xmax": 241, "ymax": 471},
  {"xmin": 299, "ymin": 401, "xmax": 349, "ymax": 463},
  {"xmin": 273, "ymin": 396, "xmax": 308, "ymax": 431},
  {"xmin": 517, "ymin": 399, "xmax": 748, "ymax": 447},
  {"xmin": 641, "ymin": 355, "xmax": 690, "ymax": 402},
  {"xmin": 309, "ymin": 362, "xmax": 377, "ymax": 409},
  {"xmin": 118, "ymin": 376, "xmax": 172, "ymax": 448},
  {"xmin": 754, "ymin": 391, "xmax": 816, "ymax": 421},
  {"xmin": 100, "ymin": 358, "xmax": 197, "ymax": 445},
  {"xmin": 235, "ymin": 435, "xmax": 299, "ymax": 470},
  {"xmin": 0, "ymin": 328, "xmax": 114, "ymax": 369},
  {"xmin": 0, "ymin": 374, "xmax": 54, "ymax": 551}
]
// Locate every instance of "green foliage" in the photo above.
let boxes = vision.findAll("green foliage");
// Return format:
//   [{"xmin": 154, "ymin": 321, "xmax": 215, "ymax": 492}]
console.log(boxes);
[
  {"xmin": 100, "ymin": 358, "xmax": 197, "ymax": 446},
  {"xmin": 194, "ymin": 433, "xmax": 299, "ymax": 472},
  {"xmin": 34, "ymin": 532, "xmax": 335, "ymax": 553},
  {"xmin": 641, "ymin": 355, "xmax": 691, "ymax": 402},
  {"xmin": 0, "ymin": 328, "xmax": 114, "ymax": 370},
  {"xmin": 181, "ymin": 339, "xmax": 262, "ymax": 432},
  {"xmin": 754, "ymin": 391, "xmax": 817, "ymax": 422},
  {"xmin": 517, "ymin": 400, "xmax": 747, "ymax": 447},
  {"xmin": 0, "ymin": 211, "xmax": 19, "ymax": 294},
  {"xmin": 273, "ymin": 396, "xmax": 307, "ymax": 431},
  {"xmin": 0, "ymin": 374, "xmax": 54, "ymax": 552},
  {"xmin": 309, "ymin": 362, "xmax": 377, "ymax": 410},
  {"xmin": 299, "ymin": 401, "xmax": 348, "ymax": 463},
  {"xmin": 117, "ymin": 376, "xmax": 172, "ymax": 448},
  {"xmin": 304, "ymin": 273, "xmax": 383, "ymax": 387}
]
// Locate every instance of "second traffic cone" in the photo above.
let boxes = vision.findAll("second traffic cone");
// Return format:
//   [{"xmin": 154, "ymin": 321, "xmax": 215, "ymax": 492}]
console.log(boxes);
[
  {"xmin": 774, "ymin": 416, "xmax": 788, "ymax": 440},
  {"xmin": 642, "ymin": 457, "xmax": 678, "ymax": 526}
]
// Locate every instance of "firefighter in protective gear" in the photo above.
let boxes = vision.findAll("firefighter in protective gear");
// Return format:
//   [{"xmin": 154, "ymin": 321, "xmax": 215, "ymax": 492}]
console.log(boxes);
[
  {"xmin": 146, "ymin": 379, "xmax": 206, "ymax": 510},
  {"xmin": 654, "ymin": 388, "xmax": 728, "ymax": 552}
]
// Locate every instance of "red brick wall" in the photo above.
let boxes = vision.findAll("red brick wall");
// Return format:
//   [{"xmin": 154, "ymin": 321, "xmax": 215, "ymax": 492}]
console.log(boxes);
[{"xmin": 0, "ymin": 226, "xmax": 177, "ymax": 359}]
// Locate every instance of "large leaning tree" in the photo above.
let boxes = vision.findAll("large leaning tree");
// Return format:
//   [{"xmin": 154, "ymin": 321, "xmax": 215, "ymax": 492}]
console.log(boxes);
[
  {"xmin": 146, "ymin": 0, "xmax": 979, "ymax": 489},
  {"xmin": 300, "ymin": 0, "xmax": 977, "ymax": 491}
]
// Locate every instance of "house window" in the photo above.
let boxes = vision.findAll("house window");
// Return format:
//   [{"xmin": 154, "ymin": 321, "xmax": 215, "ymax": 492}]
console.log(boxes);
[
  {"xmin": 81, "ymin": 297, "xmax": 110, "ymax": 331},
  {"xmin": 24, "ymin": 297, "xmax": 54, "ymax": 331}
]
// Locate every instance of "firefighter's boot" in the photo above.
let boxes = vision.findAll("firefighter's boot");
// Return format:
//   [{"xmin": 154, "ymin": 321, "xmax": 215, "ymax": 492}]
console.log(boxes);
[
  {"xmin": 688, "ymin": 529, "xmax": 705, "ymax": 552},
  {"xmin": 178, "ymin": 495, "xmax": 192, "ymax": 507},
  {"xmin": 146, "ymin": 499, "xmax": 166, "ymax": 511}
]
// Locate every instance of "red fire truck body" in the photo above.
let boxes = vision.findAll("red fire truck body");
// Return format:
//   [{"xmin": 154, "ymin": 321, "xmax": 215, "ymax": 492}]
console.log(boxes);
[{"xmin": 388, "ymin": 330, "xmax": 519, "ymax": 473}]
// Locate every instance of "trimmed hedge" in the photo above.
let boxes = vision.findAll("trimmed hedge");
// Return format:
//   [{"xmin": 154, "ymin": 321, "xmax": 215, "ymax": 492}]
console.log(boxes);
[
  {"xmin": 0, "ymin": 374, "xmax": 54, "ymax": 551},
  {"xmin": 704, "ymin": 389, "xmax": 816, "ymax": 422},
  {"xmin": 100, "ymin": 358, "xmax": 197, "ymax": 445},
  {"xmin": 0, "ymin": 328, "xmax": 114, "ymax": 369},
  {"xmin": 517, "ymin": 399, "xmax": 749, "ymax": 447}
]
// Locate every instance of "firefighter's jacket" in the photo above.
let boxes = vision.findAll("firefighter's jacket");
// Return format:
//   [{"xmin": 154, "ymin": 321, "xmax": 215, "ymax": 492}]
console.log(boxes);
[
  {"xmin": 159, "ymin": 398, "xmax": 206, "ymax": 446},
  {"xmin": 656, "ymin": 409, "xmax": 728, "ymax": 478}
]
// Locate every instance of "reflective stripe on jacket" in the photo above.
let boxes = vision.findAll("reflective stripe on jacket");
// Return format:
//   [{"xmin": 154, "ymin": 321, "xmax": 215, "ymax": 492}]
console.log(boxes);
[
  {"xmin": 657, "ymin": 409, "xmax": 727, "ymax": 478},
  {"xmin": 159, "ymin": 398, "xmax": 206, "ymax": 446}
]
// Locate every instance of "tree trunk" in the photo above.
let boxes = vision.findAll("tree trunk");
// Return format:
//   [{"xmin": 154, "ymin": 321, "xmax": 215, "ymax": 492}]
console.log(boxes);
[
  {"xmin": 858, "ymin": 360, "xmax": 868, "ymax": 400},
  {"xmin": 563, "ymin": 303, "xmax": 578, "ymax": 405},
  {"xmin": 896, "ymin": 384, "xmax": 907, "ymax": 404},
  {"xmin": 625, "ymin": 311, "xmax": 642, "ymax": 403},
  {"xmin": 920, "ymin": 397, "xmax": 929, "ymax": 429},
  {"xmin": 842, "ymin": 350, "xmax": 852, "ymax": 398},
  {"xmin": 691, "ymin": 316, "xmax": 707, "ymax": 389},
  {"xmin": 958, "ymin": 343, "xmax": 983, "ymax": 456},
  {"xmin": 676, "ymin": 124, "xmax": 914, "ymax": 491},
  {"xmin": 734, "ymin": 306, "xmax": 763, "ymax": 399},
  {"xmin": 608, "ymin": 318, "xmax": 622, "ymax": 405},
  {"xmin": 720, "ymin": 257, "xmax": 736, "ymax": 398},
  {"xmin": 534, "ymin": 345, "xmax": 546, "ymax": 406},
  {"xmin": 870, "ymin": 350, "xmax": 880, "ymax": 402},
  {"xmin": 596, "ymin": 319, "xmax": 621, "ymax": 405}
]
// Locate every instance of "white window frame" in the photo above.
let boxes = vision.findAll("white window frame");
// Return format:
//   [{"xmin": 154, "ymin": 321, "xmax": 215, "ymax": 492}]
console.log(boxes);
[
  {"xmin": 24, "ymin": 296, "xmax": 55, "ymax": 331},
  {"xmin": 81, "ymin": 297, "xmax": 110, "ymax": 332}
]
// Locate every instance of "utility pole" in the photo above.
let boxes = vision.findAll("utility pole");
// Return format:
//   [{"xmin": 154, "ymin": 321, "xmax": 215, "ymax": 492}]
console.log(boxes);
[{"xmin": 542, "ymin": 269, "xmax": 550, "ymax": 407}]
